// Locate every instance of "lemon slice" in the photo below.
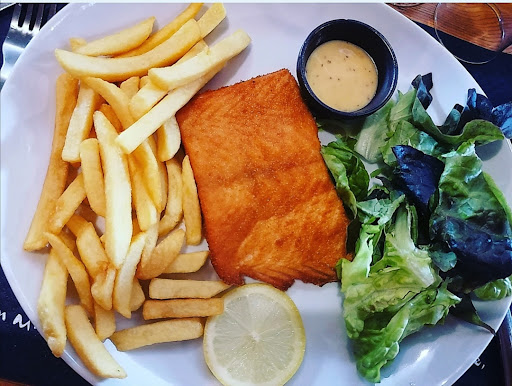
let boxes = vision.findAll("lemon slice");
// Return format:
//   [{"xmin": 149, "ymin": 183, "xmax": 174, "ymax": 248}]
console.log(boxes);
[{"xmin": 203, "ymin": 283, "xmax": 306, "ymax": 386}]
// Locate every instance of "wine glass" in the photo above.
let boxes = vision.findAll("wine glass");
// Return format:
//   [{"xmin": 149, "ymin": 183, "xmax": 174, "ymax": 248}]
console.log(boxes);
[{"xmin": 434, "ymin": 3, "xmax": 511, "ymax": 64}]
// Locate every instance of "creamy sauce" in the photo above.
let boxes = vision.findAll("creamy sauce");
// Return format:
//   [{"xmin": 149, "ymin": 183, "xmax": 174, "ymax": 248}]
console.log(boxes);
[{"xmin": 305, "ymin": 40, "xmax": 378, "ymax": 112}]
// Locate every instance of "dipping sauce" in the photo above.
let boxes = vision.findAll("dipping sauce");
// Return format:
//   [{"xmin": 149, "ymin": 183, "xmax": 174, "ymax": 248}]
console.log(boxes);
[{"xmin": 305, "ymin": 40, "xmax": 378, "ymax": 112}]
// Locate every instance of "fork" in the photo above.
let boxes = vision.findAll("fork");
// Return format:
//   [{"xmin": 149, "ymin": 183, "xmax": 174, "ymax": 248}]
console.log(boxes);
[{"xmin": 0, "ymin": 3, "xmax": 58, "ymax": 91}]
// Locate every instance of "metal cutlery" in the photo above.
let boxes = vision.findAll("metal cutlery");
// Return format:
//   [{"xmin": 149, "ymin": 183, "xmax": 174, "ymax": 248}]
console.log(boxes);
[{"xmin": 1, "ymin": 3, "xmax": 58, "ymax": 91}]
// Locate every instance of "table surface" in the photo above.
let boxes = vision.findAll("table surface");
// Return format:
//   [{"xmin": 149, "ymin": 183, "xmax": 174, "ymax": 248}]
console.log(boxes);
[
  {"xmin": 389, "ymin": 3, "xmax": 512, "ymax": 55},
  {"xmin": 1, "ymin": 3, "xmax": 511, "ymax": 386}
]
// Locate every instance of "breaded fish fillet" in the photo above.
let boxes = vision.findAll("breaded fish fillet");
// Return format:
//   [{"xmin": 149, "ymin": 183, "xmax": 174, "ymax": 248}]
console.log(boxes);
[{"xmin": 176, "ymin": 69, "xmax": 349, "ymax": 290}]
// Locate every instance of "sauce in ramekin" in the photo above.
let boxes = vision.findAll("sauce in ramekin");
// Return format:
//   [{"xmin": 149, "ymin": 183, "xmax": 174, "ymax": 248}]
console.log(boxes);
[{"xmin": 306, "ymin": 40, "xmax": 378, "ymax": 112}]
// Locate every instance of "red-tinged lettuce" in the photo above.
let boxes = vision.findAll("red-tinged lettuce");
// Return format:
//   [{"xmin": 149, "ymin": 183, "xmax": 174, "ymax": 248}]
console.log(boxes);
[
  {"xmin": 459, "ymin": 89, "xmax": 512, "ymax": 139},
  {"xmin": 329, "ymin": 74, "xmax": 511, "ymax": 383},
  {"xmin": 491, "ymin": 101, "xmax": 512, "ymax": 138},
  {"xmin": 381, "ymin": 120, "xmax": 446, "ymax": 166},
  {"xmin": 430, "ymin": 144, "xmax": 512, "ymax": 292},
  {"xmin": 352, "ymin": 74, "xmax": 509, "ymax": 167},
  {"xmin": 412, "ymin": 97, "xmax": 504, "ymax": 146},
  {"xmin": 354, "ymin": 80, "xmax": 432, "ymax": 164},
  {"xmin": 391, "ymin": 145, "xmax": 445, "ymax": 215},
  {"xmin": 411, "ymin": 73, "xmax": 433, "ymax": 109}
]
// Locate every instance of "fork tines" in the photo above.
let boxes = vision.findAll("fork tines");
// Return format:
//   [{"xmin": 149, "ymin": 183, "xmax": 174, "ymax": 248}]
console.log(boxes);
[{"xmin": 11, "ymin": 3, "xmax": 58, "ymax": 35}]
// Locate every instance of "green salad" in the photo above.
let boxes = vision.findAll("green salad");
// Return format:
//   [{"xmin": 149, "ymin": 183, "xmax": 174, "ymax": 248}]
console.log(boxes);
[{"xmin": 320, "ymin": 74, "xmax": 512, "ymax": 383}]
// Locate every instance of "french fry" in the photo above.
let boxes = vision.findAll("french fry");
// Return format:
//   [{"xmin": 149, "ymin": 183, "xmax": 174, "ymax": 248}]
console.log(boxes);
[
  {"xmin": 27, "ymin": 5, "xmax": 261, "ymax": 381},
  {"xmin": 98, "ymin": 103, "xmax": 123, "ymax": 133},
  {"xmin": 156, "ymin": 146, "xmax": 168, "ymax": 212},
  {"xmin": 129, "ymin": 81, "xmax": 167, "ymax": 121},
  {"xmin": 111, "ymin": 318, "xmax": 203, "ymax": 351},
  {"xmin": 132, "ymin": 137, "xmax": 164, "ymax": 211},
  {"xmin": 130, "ymin": 278, "xmax": 145, "ymax": 312},
  {"xmin": 68, "ymin": 214, "xmax": 116, "ymax": 309},
  {"xmin": 149, "ymin": 279, "xmax": 230, "ymax": 299},
  {"xmin": 128, "ymin": 155, "xmax": 158, "ymax": 231},
  {"xmin": 73, "ymin": 17, "xmax": 155, "ymax": 57},
  {"xmin": 65, "ymin": 305, "xmax": 126, "ymax": 378},
  {"xmin": 116, "ymin": 66, "xmax": 221, "ymax": 154},
  {"xmin": 143, "ymin": 298, "xmax": 223, "ymax": 320},
  {"xmin": 79, "ymin": 138, "xmax": 106, "ymax": 217},
  {"xmin": 141, "ymin": 221, "xmax": 159, "ymax": 266},
  {"xmin": 113, "ymin": 232, "xmax": 147, "ymax": 318},
  {"xmin": 149, "ymin": 30, "xmax": 250, "ymax": 91},
  {"xmin": 69, "ymin": 37, "xmax": 87, "ymax": 51},
  {"xmin": 94, "ymin": 111, "xmax": 132, "ymax": 268},
  {"xmin": 156, "ymin": 116, "xmax": 181, "ymax": 162},
  {"xmin": 94, "ymin": 302, "xmax": 116, "ymax": 341},
  {"xmin": 163, "ymin": 251, "xmax": 209, "ymax": 274},
  {"xmin": 159, "ymin": 158, "xmax": 183, "ymax": 236},
  {"xmin": 120, "ymin": 76, "xmax": 140, "ymax": 99},
  {"xmin": 62, "ymin": 84, "xmax": 102, "ymax": 162},
  {"xmin": 46, "ymin": 233, "xmax": 94, "ymax": 315},
  {"xmin": 182, "ymin": 156, "xmax": 202, "ymax": 245},
  {"xmin": 117, "ymin": 3, "xmax": 203, "ymax": 58},
  {"xmin": 75, "ymin": 203, "xmax": 99, "ymax": 228},
  {"xmin": 81, "ymin": 77, "xmax": 134, "ymax": 129},
  {"xmin": 197, "ymin": 3, "xmax": 226, "ymax": 38},
  {"xmin": 59, "ymin": 228, "xmax": 77, "ymax": 251},
  {"xmin": 132, "ymin": 217, "xmax": 142, "ymax": 236},
  {"xmin": 139, "ymin": 75, "xmax": 150, "ymax": 88},
  {"xmin": 37, "ymin": 249, "xmax": 68, "ymax": 357},
  {"xmin": 67, "ymin": 214, "xmax": 109, "ymax": 277},
  {"xmin": 64, "ymin": 212, "xmax": 88, "ymax": 233},
  {"xmin": 24, "ymin": 73, "xmax": 78, "ymax": 251},
  {"xmin": 55, "ymin": 19, "xmax": 201, "ymax": 82},
  {"xmin": 129, "ymin": 40, "xmax": 209, "ymax": 120},
  {"xmin": 137, "ymin": 228, "xmax": 185, "ymax": 280},
  {"xmin": 178, "ymin": 39, "xmax": 209, "ymax": 63},
  {"xmin": 65, "ymin": 163, "xmax": 79, "ymax": 185},
  {"xmin": 91, "ymin": 265, "xmax": 116, "ymax": 311},
  {"xmin": 47, "ymin": 173, "xmax": 87, "ymax": 235}
]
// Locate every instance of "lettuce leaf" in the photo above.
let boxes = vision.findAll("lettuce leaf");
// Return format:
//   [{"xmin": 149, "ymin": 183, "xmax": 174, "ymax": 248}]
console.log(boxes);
[
  {"xmin": 321, "ymin": 137, "xmax": 369, "ymax": 217},
  {"xmin": 449, "ymin": 293, "xmax": 495, "ymax": 334},
  {"xmin": 431, "ymin": 144, "xmax": 512, "ymax": 292},
  {"xmin": 391, "ymin": 145, "xmax": 445, "ymax": 215},
  {"xmin": 342, "ymin": 206, "xmax": 438, "ymax": 336},
  {"xmin": 388, "ymin": 89, "xmax": 416, "ymax": 125},
  {"xmin": 473, "ymin": 276, "xmax": 512, "ymax": 300},
  {"xmin": 459, "ymin": 89, "xmax": 512, "ymax": 139},
  {"xmin": 354, "ymin": 283, "xmax": 460, "ymax": 383},
  {"xmin": 411, "ymin": 73, "xmax": 433, "ymax": 109},
  {"xmin": 339, "ymin": 205, "xmax": 456, "ymax": 382},
  {"xmin": 491, "ymin": 101, "xmax": 512, "ymax": 138},
  {"xmin": 340, "ymin": 224, "xmax": 382, "ymax": 292},
  {"xmin": 412, "ymin": 98, "xmax": 504, "ymax": 146},
  {"xmin": 381, "ymin": 120, "xmax": 445, "ymax": 166},
  {"xmin": 332, "ymin": 74, "xmax": 511, "ymax": 383},
  {"xmin": 357, "ymin": 193, "xmax": 405, "ymax": 226},
  {"xmin": 354, "ymin": 99, "xmax": 395, "ymax": 163}
]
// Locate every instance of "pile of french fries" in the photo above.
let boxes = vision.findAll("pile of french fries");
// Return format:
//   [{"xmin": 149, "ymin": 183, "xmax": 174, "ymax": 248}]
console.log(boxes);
[{"xmin": 23, "ymin": 3, "xmax": 250, "ymax": 379}]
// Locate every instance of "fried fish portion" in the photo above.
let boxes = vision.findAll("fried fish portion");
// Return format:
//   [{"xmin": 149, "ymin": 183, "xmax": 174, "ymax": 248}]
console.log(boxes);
[{"xmin": 176, "ymin": 69, "xmax": 349, "ymax": 290}]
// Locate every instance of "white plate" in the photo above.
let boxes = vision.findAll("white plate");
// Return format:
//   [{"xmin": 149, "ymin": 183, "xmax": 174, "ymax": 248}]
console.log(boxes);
[{"xmin": 2, "ymin": 3, "xmax": 512, "ymax": 386}]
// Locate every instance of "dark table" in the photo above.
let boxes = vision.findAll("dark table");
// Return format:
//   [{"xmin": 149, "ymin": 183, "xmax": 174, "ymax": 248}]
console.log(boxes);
[{"xmin": 1, "ymin": 4, "xmax": 511, "ymax": 386}]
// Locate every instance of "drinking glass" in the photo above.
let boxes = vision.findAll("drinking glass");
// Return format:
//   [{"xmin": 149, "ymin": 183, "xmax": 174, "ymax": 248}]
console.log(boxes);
[{"xmin": 434, "ymin": 3, "xmax": 509, "ymax": 64}]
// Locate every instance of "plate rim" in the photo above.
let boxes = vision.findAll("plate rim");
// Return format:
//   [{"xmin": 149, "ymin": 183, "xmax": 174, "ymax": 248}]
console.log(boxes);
[{"xmin": 1, "ymin": 3, "xmax": 511, "ymax": 386}]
